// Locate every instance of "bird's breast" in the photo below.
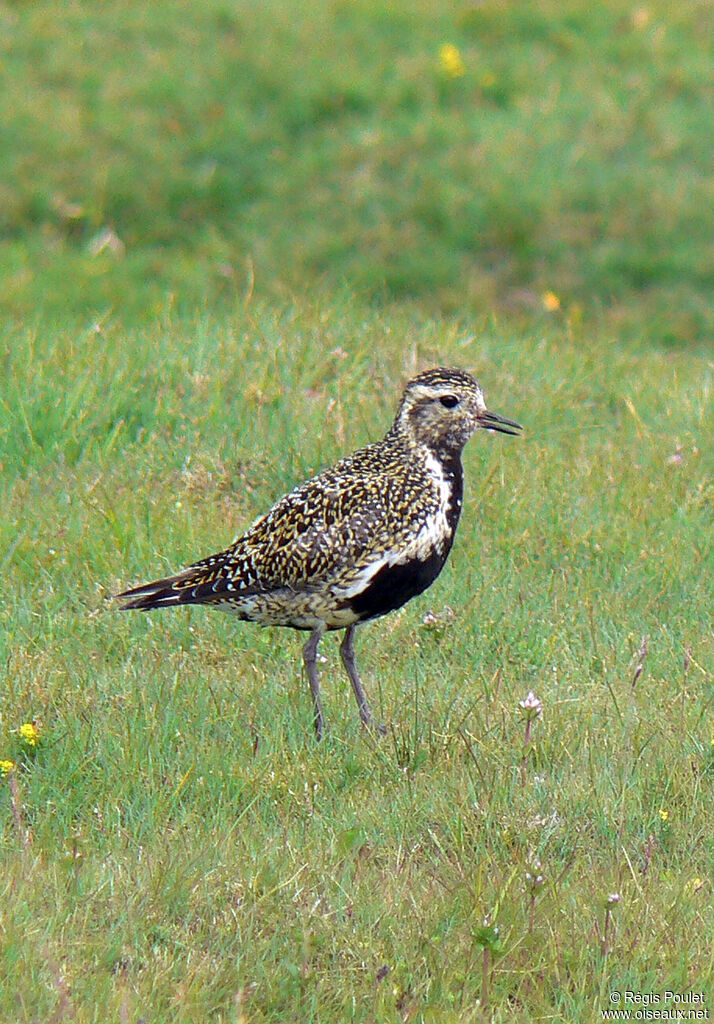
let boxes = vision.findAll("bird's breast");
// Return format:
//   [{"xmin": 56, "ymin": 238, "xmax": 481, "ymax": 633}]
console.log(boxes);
[{"xmin": 337, "ymin": 449, "xmax": 464, "ymax": 623}]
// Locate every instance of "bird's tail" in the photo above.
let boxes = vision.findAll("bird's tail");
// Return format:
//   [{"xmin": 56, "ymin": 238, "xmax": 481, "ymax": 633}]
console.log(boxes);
[
  {"xmin": 115, "ymin": 570, "xmax": 196, "ymax": 611},
  {"xmin": 116, "ymin": 543, "xmax": 257, "ymax": 610}
]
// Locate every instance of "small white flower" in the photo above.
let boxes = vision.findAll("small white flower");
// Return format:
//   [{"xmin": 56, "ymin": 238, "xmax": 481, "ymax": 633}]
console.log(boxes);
[
  {"xmin": 525, "ymin": 859, "xmax": 545, "ymax": 889},
  {"xmin": 525, "ymin": 871, "xmax": 544, "ymax": 885},
  {"xmin": 519, "ymin": 691, "xmax": 543, "ymax": 717}
]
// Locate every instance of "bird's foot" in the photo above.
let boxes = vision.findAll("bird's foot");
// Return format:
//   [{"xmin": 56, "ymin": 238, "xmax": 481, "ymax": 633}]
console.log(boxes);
[{"xmin": 363, "ymin": 719, "xmax": 387, "ymax": 738}]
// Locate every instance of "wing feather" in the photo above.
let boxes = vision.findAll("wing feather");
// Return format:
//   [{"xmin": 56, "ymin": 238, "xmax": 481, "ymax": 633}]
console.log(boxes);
[{"xmin": 117, "ymin": 449, "xmax": 436, "ymax": 610}]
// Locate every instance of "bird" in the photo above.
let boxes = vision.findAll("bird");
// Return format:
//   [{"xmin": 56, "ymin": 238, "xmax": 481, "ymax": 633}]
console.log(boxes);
[{"xmin": 116, "ymin": 367, "xmax": 521, "ymax": 739}]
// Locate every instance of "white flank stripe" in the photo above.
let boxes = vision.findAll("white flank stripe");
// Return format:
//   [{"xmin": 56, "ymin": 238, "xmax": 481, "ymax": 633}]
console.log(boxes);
[{"xmin": 336, "ymin": 552, "xmax": 394, "ymax": 600}]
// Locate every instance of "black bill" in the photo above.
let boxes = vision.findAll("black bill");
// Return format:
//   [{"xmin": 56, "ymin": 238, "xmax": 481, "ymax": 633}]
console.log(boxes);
[{"xmin": 478, "ymin": 410, "xmax": 523, "ymax": 436}]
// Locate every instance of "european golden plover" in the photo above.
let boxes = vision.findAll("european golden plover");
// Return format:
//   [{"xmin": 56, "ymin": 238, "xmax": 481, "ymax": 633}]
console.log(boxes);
[{"xmin": 117, "ymin": 367, "xmax": 521, "ymax": 738}]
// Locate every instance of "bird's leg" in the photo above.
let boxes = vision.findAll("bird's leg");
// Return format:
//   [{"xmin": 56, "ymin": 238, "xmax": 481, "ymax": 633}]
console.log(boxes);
[
  {"xmin": 303, "ymin": 627, "xmax": 325, "ymax": 740},
  {"xmin": 339, "ymin": 624, "xmax": 374, "ymax": 728}
]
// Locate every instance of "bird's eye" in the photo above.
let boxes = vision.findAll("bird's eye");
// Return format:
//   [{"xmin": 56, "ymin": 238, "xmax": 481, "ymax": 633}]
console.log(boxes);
[{"xmin": 439, "ymin": 394, "xmax": 460, "ymax": 409}]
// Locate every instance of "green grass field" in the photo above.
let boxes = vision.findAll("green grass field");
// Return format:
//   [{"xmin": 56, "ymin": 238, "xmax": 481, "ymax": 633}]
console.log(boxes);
[
  {"xmin": 2, "ymin": 304, "xmax": 712, "ymax": 1021},
  {"xmin": 1, "ymin": 0, "xmax": 713, "ymax": 1020},
  {"xmin": 3, "ymin": 0, "xmax": 713, "ymax": 346}
]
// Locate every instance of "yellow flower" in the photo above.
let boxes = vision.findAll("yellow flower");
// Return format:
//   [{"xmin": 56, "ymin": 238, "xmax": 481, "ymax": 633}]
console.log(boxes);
[
  {"xmin": 542, "ymin": 291, "xmax": 561, "ymax": 312},
  {"xmin": 439, "ymin": 44, "xmax": 465, "ymax": 79},
  {"xmin": 0, "ymin": 759, "xmax": 16, "ymax": 776},
  {"xmin": 659, "ymin": 808, "xmax": 669, "ymax": 823},
  {"xmin": 20, "ymin": 722, "xmax": 40, "ymax": 747}
]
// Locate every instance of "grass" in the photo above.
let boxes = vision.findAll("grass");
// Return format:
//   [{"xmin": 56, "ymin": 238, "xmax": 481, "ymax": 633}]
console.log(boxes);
[
  {"xmin": 2, "ymin": 0, "xmax": 713, "ymax": 1016},
  {"xmin": 1, "ymin": 0, "xmax": 713, "ymax": 344},
  {"xmin": 1, "ymin": 299, "xmax": 712, "ymax": 1020}
]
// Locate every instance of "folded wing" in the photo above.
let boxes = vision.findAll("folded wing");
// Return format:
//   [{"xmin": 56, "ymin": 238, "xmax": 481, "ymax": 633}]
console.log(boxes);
[{"xmin": 117, "ymin": 459, "xmax": 422, "ymax": 611}]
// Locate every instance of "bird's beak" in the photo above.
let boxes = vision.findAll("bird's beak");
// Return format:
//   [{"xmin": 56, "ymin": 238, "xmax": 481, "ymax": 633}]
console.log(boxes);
[{"xmin": 477, "ymin": 409, "xmax": 522, "ymax": 436}]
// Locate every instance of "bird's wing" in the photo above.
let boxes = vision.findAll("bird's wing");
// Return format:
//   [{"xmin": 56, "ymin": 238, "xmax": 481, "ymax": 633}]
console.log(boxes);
[
  {"xmin": 214, "ymin": 468, "xmax": 416, "ymax": 589},
  {"xmin": 118, "ymin": 459, "xmax": 432, "ymax": 609}
]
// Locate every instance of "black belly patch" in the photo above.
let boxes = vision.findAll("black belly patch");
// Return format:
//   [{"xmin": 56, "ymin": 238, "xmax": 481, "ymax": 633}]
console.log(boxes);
[{"xmin": 347, "ymin": 548, "xmax": 448, "ymax": 622}]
